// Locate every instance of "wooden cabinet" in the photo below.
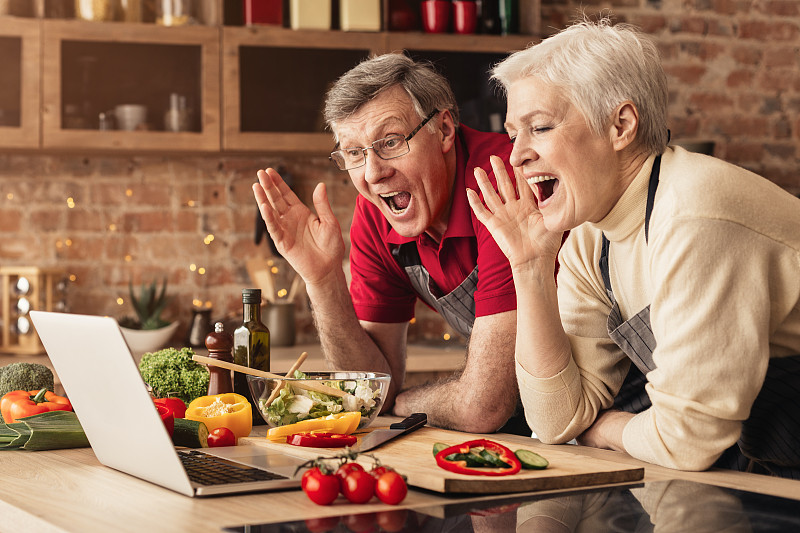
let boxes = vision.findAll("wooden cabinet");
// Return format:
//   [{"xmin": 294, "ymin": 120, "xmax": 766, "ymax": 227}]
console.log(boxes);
[
  {"xmin": 222, "ymin": 28, "xmax": 536, "ymax": 153},
  {"xmin": 0, "ymin": 2, "xmax": 540, "ymax": 154},
  {"xmin": 41, "ymin": 19, "xmax": 220, "ymax": 152},
  {"xmin": 0, "ymin": 17, "xmax": 40, "ymax": 149}
]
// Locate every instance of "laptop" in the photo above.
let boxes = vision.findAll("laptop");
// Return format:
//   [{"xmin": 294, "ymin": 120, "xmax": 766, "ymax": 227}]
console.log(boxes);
[{"xmin": 29, "ymin": 310, "xmax": 306, "ymax": 497}]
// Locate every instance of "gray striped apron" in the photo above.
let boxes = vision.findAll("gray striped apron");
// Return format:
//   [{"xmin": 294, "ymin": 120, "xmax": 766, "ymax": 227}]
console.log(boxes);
[
  {"xmin": 600, "ymin": 155, "xmax": 800, "ymax": 477},
  {"xmin": 391, "ymin": 241, "xmax": 531, "ymax": 435}
]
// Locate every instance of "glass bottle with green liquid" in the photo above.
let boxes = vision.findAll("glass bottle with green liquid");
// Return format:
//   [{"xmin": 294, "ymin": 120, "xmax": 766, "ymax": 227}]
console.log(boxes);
[{"xmin": 233, "ymin": 288, "xmax": 270, "ymax": 425}]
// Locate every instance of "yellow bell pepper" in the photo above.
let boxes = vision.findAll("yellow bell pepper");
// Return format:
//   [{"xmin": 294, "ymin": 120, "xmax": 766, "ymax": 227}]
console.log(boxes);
[
  {"xmin": 185, "ymin": 393, "xmax": 252, "ymax": 440},
  {"xmin": 266, "ymin": 411, "xmax": 361, "ymax": 441}
]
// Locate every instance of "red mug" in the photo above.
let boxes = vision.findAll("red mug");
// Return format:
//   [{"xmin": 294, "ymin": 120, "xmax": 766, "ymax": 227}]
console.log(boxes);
[
  {"xmin": 421, "ymin": 0, "xmax": 451, "ymax": 34},
  {"xmin": 452, "ymin": 1, "xmax": 477, "ymax": 34}
]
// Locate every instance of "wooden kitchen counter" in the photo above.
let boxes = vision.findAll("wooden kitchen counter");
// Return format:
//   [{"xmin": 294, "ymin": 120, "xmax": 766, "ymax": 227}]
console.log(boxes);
[{"xmin": 1, "ymin": 419, "xmax": 799, "ymax": 533}]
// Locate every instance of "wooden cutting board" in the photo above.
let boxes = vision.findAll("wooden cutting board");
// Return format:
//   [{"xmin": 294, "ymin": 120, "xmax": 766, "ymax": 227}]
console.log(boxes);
[{"xmin": 240, "ymin": 424, "xmax": 644, "ymax": 494}]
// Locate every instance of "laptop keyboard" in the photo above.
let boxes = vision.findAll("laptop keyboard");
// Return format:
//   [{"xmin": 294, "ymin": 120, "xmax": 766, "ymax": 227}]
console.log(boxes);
[{"xmin": 178, "ymin": 450, "xmax": 289, "ymax": 486}]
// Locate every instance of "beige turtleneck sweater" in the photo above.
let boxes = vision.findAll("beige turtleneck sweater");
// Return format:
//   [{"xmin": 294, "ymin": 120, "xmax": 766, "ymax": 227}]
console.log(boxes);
[{"xmin": 516, "ymin": 146, "xmax": 800, "ymax": 470}]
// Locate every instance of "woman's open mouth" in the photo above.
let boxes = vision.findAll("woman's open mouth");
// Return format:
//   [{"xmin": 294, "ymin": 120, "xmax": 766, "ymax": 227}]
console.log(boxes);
[
  {"xmin": 380, "ymin": 191, "xmax": 411, "ymax": 215},
  {"xmin": 527, "ymin": 175, "xmax": 558, "ymax": 203}
]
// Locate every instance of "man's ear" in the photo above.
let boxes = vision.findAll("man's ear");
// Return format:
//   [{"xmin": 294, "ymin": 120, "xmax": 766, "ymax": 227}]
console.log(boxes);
[
  {"xmin": 610, "ymin": 101, "xmax": 639, "ymax": 152},
  {"xmin": 439, "ymin": 109, "xmax": 457, "ymax": 153}
]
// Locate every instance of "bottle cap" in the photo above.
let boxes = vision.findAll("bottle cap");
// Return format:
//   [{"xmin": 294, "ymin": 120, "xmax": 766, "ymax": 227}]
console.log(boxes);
[{"xmin": 242, "ymin": 288, "xmax": 262, "ymax": 304}]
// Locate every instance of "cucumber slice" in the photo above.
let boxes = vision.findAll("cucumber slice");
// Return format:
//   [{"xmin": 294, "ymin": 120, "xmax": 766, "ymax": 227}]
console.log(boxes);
[
  {"xmin": 515, "ymin": 449, "xmax": 549, "ymax": 469},
  {"xmin": 432, "ymin": 442, "xmax": 449, "ymax": 456},
  {"xmin": 479, "ymin": 448, "xmax": 510, "ymax": 468}
]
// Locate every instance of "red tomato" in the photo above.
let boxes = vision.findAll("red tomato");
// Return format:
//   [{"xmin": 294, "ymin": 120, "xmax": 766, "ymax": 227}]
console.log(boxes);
[
  {"xmin": 376, "ymin": 509, "xmax": 408, "ymax": 532},
  {"xmin": 207, "ymin": 427, "xmax": 236, "ymax": 447},
  {"xmin": 341, "ymin": 470, "xmax": 375, "ymax": 504},
  {"xmin": 374, "ymin": 471, "xmax": 407, "ymax": 505},
  {"xmin": 369, "ymin": 465, "xmax": 390, "ymax": 480},
  {"xmin": 302, "ymin": 467, "xmax": 340, "ymax": 505},
  {"xmin": 335, "ymin": 462, "xmax": 365, "ymax": 491}
]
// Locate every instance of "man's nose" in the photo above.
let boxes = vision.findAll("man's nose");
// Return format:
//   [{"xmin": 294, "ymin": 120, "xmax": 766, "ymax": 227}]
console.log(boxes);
[{"xmin": 363, "ymin": 148, "xmax": 391, "ymax": 184}]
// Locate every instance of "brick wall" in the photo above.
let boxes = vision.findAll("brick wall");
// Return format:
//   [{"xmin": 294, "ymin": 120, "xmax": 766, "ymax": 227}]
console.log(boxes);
[{"xmin": 1, "ymin": 2, "xmax": 798, "ymax": 347}]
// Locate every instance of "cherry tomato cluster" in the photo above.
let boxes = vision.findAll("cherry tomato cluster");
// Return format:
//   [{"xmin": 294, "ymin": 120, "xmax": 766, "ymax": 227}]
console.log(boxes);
[{"xmin": 298, "ymin": 451, "xmax": 408, "ymax": 506}]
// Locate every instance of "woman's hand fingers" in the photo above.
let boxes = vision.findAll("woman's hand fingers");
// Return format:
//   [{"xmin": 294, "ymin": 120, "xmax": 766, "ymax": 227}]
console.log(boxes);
[{"xmin": 490, "ymin": 155, "xmax": 518, "ymax": 203}]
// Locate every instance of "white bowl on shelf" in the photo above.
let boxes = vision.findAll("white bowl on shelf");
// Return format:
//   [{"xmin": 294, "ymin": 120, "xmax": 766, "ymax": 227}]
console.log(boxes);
[{"xmin": 120, "ymin": 321, "xmax": 180, "ymax": 363}]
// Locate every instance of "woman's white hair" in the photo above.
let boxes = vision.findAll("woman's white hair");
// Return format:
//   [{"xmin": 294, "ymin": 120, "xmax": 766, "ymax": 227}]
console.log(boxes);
[{"xmin": 492, "ymin": 17, "xmax": 668, "ymax": 155}]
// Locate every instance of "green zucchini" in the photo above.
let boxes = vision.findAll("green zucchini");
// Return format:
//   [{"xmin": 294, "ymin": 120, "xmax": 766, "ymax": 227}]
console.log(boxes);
[
  {"xmin": 172, "ymin": 418, "xmax": 208, "ymax": 448},
  {"xmin": 515, "ymin": 449, "xmax": 549, "ymax": 470}
]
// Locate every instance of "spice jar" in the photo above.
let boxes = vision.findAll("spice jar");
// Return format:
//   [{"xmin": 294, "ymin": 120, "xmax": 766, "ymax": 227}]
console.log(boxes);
[
  {"xmin": 75, "ymin": 0, "xmax": 120, "ymax": 21},
  {"xmin": 156, "ymin": 0, "xmax": 197, "ymax": 26}
]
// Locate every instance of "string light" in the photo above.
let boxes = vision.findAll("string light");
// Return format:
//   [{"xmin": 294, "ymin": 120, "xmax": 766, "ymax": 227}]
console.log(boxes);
[
  {"xmin": 189, "ymin": 264, "xmax": 197, "ymax": 272},
  {"xmin": 66, "ymin": 197, "xmax": 75, "ymax": 208},
  {"xmin": 277, "ymin": 288, "xmax": 287, "ymax": 298},
  {"xmin": 108, "ymin": 223, "xmax": 117, "ymax": 231},
  {"xmin": 6, "ymin": 193, "xmax": 13, "ymax": 200},
  {"xmin": 125, "ymin": 189, "xmax": 133, "ymax": 197},
  {"xmin": 204, "ymin": 301, "xmax": 212, "ymax": 308},
  {"xmin": 69, "ymin": 274, "xmax": 77, "ymax": 282},
  {"xmin": 198, "ymin": 267, "xmax": 206, "ymax": 275},
  {"xmin": 116, "ymin": 297, "xmax": 124, "ymax": 305},
  {"xmin": 124, "ymin": 255, "xmax": 132, "ymax": 262},
  {"xmin": 65, "ymin": 239, "xmax": 73, "ymax": 247},
  {"xmin": 203, "ymin": 234, "xmax": 214, "ymax": 245},
  {"xmin": 443, "ymin": 333, "xmax": 451, "ymax": 341},
  {"xmin": 271, "ymin": 266, "xmax": 279, "ymax": 274},
  {"xmin": 192, "ymin": 298, "xmax": 203, "ymax": 307},
  {"xmin": 187, "ymin": 200, "xmax": 196, "ymax": 207}
]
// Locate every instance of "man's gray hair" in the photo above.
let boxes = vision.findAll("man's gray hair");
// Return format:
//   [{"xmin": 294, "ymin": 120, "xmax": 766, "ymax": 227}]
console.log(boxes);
[
  {"xmin": 324, "ymin": 53, "xmax": 459, "ymax": 141},
  {"xmin": 492, "ymin": 17, "xmax": 668, "ymax": 155}
]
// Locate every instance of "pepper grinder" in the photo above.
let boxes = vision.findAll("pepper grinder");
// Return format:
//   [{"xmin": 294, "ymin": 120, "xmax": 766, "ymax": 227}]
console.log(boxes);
[{"xmin": 205, "ymin": 322, "xmax": 233, "ymax": 395}]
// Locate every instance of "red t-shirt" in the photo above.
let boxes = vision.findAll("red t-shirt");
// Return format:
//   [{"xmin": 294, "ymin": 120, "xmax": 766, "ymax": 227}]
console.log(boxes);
[{"xmin": 349, "ymin": 125, "xmax": 517, "ymax": 324}]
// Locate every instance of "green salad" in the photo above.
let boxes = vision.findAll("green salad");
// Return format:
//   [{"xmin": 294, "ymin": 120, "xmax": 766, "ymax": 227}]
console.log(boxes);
[{"xmin": 260, "ymin": 371, "xmax": 383, "ymax": 426}]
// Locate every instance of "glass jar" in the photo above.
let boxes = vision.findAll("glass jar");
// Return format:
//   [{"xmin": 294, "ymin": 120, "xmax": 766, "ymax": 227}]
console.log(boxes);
[
  {"xmin": 75, "ymin": 0, "xmax": 120, "ymax": 21},
  {"xmin": 156, "ymin": 0, "xmax": 197, "ymax": 26}
]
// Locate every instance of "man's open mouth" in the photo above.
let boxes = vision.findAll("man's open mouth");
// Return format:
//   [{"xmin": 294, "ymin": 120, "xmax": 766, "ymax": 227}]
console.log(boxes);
[
  {"xmin": 380, "ymin": 191, "xmax": 411, "ymax": 214},
  {"xmin": 527, "ymin": 175, "xmax": 558, "ymax": 202}
]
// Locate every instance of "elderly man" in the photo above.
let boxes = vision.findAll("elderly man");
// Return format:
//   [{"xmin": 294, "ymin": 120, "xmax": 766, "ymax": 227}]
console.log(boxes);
[
  {"xmin": 469, "ymin": 18, "xmax": 800, "ymax": 476},
  {"xmin": 253, "ymin": 53, "xmax": 528, "ymax": 433}
]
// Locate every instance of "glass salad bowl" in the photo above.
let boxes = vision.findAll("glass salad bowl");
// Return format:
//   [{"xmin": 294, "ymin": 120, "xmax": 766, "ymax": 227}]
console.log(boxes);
[{"xmin": 246, "ymin": 371, "xmax": 391, "ymax": 429}]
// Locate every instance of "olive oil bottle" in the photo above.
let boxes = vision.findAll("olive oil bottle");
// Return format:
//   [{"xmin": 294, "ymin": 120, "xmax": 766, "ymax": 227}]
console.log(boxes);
[{"xmin": 233, "ymin": 288, "xmax": 270, "ymax": 425}]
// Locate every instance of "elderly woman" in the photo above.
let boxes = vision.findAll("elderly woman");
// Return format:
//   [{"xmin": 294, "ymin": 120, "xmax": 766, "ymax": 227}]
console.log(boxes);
[{"xmin": 467, "ymin": 18, "xmax": 800, "ymax": 477}]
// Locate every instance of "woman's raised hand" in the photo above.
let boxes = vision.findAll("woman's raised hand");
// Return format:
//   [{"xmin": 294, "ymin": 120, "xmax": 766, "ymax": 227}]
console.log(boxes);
[
  {"xmin": 252, "ymin": 168, "xmax": 345, "ymax": 286},
  {"xmin": 466, "ymin": 156, "xmax": 562, "ymax": 270}
]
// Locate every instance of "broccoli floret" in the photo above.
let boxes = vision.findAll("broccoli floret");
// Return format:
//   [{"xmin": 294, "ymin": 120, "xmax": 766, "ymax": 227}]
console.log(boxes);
[
  {"xmin": 0, "ymin": 362, "xmax": 55, "ymax": 399},
  {"xmin": 138, "ymin": 347, "xmax": 209, "ymax": 405}
]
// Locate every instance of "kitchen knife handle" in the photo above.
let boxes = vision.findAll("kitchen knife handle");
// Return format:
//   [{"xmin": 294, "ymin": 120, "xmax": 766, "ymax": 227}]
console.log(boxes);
[{"xmin": 389, "ymin": 413, "xmax": 427, "ymax": 432}]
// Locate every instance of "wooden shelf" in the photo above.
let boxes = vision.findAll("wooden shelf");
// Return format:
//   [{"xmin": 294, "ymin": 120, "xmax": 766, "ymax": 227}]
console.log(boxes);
[
  {"xmin": 40, "ymin": 19, "xmax": 220, "ymax": 152},
  {"xmin": 0, "ymin": 17, "xmax": 40, "ymax": 149}
]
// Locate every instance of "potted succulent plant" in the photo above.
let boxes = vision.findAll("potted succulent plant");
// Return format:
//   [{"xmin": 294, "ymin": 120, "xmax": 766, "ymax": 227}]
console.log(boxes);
[{"xmin": 119, "ymin": 278, "xmax": 180, "ymax": 358}]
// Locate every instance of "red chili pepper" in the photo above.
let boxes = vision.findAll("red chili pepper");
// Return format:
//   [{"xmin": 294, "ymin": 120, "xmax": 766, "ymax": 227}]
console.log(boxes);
[
  {"xmin": 286, "ymin": 432, "xmax": 358, "ymax": 448},
  {"xmin": 435, "ymin": 439, "xmax": 521, "ymax": 476}
]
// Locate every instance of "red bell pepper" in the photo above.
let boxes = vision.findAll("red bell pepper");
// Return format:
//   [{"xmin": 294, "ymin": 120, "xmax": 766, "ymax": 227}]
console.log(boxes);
[
  {"xmin": 153, "ymin": 397, "xmax": 187, "ymax": 419},
  {"xmin": 155, "ymin": 404, "xmax": 175, "ymax": 437},
  {"xmin": 1, "ymin": 388, "xmax": 72, "ymax": 424},
  {"xmin": 286, "ymin": 432, "xmax": 358, "ymax": 448},
  {"xmin": 435, "ymin": 439, "xmax": 521, "ymax": 476}
]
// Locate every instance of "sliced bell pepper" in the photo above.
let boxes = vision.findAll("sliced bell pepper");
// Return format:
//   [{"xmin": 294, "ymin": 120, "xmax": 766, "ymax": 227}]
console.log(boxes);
[
  {"xmin": 266, "ymin": 411, "xmax": 361, "ymax": 441},
  {"xmin": 435, "ymin": 439, "xmax": 521, "ymax": 476},
  {"xmin": 286, "ymin": 432, "xmax": 357, "ymax": 448},
  {"xmin": 155, "ymin": 404, "xmax": 175, "ymax": 437},
  {"xmin": 1, "ymin": 388, "xmax": 72, "ymax": 424},
  {"xmin": 185, "ymin": 393, "xmax": 252, "ymax": 440},
  {"xmin": 153, "ymin": 397, "xmax": 187, "ymax": 419}
]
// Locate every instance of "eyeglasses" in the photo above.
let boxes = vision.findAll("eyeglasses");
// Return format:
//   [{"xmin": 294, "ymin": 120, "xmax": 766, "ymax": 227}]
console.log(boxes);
[{"xmin": 329, "ymin": 109, "xmax": 439, "ymax": 171}]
